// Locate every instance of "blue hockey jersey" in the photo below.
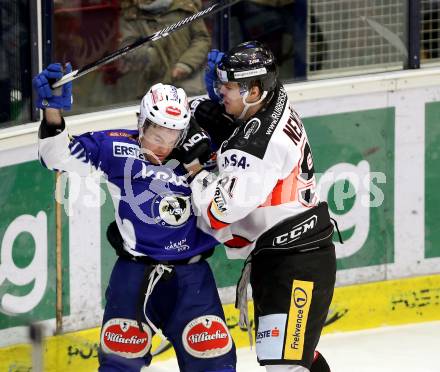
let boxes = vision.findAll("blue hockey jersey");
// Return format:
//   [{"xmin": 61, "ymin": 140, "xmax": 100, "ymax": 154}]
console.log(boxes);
[{"xmin": 38, "ymin": 128, "xmax": 232, "ymax": 261}]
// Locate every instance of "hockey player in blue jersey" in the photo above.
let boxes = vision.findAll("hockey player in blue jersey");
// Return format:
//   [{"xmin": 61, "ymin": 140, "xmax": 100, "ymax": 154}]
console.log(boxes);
[{"xmin": 33, "ymin": 63, "xmax": 236, "ymax": 372}]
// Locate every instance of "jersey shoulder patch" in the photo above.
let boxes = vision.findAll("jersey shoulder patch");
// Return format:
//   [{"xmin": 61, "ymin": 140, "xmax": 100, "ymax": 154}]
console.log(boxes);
[
  {"xmin": 105, "ymin": 129, "xmax": 138, "ymax": 142},
  {"xmin": 219, "ymin": 85, "xmax": 289, "ymax": 159},
  {"xmin": 74, "ymin": 129, "xmax": 137, "ymax": 144}
]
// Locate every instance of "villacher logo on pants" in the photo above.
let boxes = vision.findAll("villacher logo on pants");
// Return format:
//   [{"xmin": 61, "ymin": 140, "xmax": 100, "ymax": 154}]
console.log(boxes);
[
  {"xmin": 182, "ymin": 315, "xmax": 232, "ymax": 358},
  {"xmin": 101, "ymin": 318, "xmax": 152, "ymax": 358}
]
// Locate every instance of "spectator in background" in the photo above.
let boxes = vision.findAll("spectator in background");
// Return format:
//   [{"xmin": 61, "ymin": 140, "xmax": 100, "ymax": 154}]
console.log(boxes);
[
  {"xmin": 231, "ymin": 0, "xmax": 327, "ymax": 80},
  {"xmin": 422, "ymin": 0, "xmax": 440, "ymax": 60},
  {"xmin": 0, "ymin": 6, "xmax": 10, "ymax": 123},
  {"xmin": 233, "ymin": 0, "xmax": 295, "ymax": 62},
  {"xmin": 115, "ymin": 0, "xmax": 211, "ymax": 98},
  {"xmin": 0, "ymin": 0, "xmax": 30, "ymax": 125},
  {"xmin": 231, "ymin": 0, "xmax": 301, "ymax": 79}
]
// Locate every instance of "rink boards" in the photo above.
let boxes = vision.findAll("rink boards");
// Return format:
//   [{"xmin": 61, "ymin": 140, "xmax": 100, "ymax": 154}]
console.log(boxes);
[{"xmin": 1, "ymin": 273, "xmax": 439, "ymax": 371}]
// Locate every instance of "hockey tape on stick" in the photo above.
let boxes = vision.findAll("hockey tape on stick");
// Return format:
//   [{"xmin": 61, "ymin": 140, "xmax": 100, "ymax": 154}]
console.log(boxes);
[{"xmin": 52, "ymin": 0, "xmax": 242, "ymax": 88}]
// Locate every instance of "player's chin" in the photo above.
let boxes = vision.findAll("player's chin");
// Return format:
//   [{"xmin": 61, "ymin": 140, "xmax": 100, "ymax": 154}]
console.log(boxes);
[{"xmin": 223, "ymin": 102, "xmax": 233, "ymax": 114}]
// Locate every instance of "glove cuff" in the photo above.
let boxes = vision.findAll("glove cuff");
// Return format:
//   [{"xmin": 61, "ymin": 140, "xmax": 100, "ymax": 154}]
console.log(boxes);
[{"xmin": 36, "ymin": 96, "xmax": 71, "ymax": 110}]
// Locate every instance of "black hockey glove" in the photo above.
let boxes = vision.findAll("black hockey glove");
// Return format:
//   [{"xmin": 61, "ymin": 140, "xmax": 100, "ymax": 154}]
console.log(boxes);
[
  {"xmin": 190, "ymin": 98, "xmax": 237, "ymax": 149},
  {"xmin": 106, "ymin": 221, "xmax": 131, "ymax": 258},
  {"xmin": 174, "ymin": 118, "xmax": 212, "ymax": 165}
]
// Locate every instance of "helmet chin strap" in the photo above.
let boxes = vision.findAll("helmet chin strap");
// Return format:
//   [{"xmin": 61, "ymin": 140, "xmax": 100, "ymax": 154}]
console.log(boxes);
[
  {"xmin": 138, "ymin": 116, "xmax": 146, "ymax": 147},
  {"xmin": 238, "ymin": 90, "xmax": 268, "ymax": 120}
]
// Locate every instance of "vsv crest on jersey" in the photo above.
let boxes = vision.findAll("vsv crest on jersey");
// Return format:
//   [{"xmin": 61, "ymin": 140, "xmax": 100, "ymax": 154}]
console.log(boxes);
[
  {"xmin": 101, "ymin": 318, "xmax": 152, "ymax": 358},
  {"xmin": 182, "ymin": 315, "xmax": 232, "ymax": 358},
  {"xmin": 157, "ymin": 194, "xmax": 191, "ymax": 226}
]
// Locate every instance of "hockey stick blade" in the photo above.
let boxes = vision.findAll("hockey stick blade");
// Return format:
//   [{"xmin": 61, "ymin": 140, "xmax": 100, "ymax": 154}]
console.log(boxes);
[{"xmin": 52, "ymin": 0, "xmax": 242, "ymax": 88}]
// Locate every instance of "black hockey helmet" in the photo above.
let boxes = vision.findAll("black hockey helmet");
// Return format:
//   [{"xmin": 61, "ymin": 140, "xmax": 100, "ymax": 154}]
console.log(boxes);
[{"xmin": 216, "ymin": 41, "xmax": 278, "ymax": 94}]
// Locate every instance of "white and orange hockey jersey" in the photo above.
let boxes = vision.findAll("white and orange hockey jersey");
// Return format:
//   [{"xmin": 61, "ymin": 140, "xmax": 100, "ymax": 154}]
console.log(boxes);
[{"xmin": 190, "ymin": 85, "xmax": 319, "ymax": 259}]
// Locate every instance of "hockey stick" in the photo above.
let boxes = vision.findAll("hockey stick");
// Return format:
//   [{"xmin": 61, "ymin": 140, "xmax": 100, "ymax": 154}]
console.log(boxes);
[
  {"xmin": 52, "ymin": 0, "xmax": 241, "ymax": 88},
  {"xmin": 360, "ymin": 16, "xmax": 408, "ymax": 58}
]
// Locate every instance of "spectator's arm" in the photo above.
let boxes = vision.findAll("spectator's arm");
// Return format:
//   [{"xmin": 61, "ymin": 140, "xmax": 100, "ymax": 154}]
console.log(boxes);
[{"xmin": 177, "ymin": 20, "xmax": 211, "ymax": 72}]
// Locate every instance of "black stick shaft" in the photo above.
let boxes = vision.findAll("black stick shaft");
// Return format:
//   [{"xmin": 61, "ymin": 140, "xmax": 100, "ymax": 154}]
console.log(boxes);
[{"xmin": 52, "ymin": 0, "xmax": 240, "ymax": 88}]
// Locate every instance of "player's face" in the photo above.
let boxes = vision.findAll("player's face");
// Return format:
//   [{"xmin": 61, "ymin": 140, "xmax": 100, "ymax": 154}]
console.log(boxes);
[
  {"xmin": 219, "ymin": 82, "xmax": 245, "ymax": 118},
  {"xmin": 141, "ymin": 123, "xmax": 181, "ymax": 164}
]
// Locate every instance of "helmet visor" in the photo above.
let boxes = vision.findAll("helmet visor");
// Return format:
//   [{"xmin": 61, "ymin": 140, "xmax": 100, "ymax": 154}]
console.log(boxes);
[
  {"xmin": 141, "ymin": 119, "xmax": 187, "ymax": 149},
  {"xmin": 215, "ymin": 80, "xmax": 249, "ymax": 102}
]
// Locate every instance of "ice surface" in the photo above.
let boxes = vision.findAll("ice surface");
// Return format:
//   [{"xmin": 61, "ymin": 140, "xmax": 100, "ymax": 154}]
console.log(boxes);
[{"xmin": 145, "ymin": 321, "xmax": 440, "ymax": 371}]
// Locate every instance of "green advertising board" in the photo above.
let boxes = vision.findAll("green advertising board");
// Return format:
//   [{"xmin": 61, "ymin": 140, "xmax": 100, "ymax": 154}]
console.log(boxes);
[
  {"xmin": 304, "ymin": 108, "xmax": 395, "ymax": 270},
  {"xmin": 0, "ymin": 161, "xmax": 69, "ymax": 330},
  {"xmin": 425, "ymin": 102, "xmax": 440, "ymax": 259},
  {"xmin": 0, "ymin": 103, "xmax": 438, "ymax": 341}
]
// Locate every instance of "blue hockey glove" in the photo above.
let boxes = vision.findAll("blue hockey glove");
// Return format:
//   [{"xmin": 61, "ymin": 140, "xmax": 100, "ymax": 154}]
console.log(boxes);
[
  {"xmin": 204, "ymin": 49, "xmax": 224, "ymax": 103},
  {"xmin": 33, "ymin": 63, "xmax": 73, "ymax": 110}
]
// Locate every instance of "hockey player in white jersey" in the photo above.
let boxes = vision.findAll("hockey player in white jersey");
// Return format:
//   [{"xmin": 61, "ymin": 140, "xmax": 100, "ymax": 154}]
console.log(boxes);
[
  {"xmin": 33, "ymin": 63, "xmax": 237, "ymax": 372},
  {"xmin": 181, "ymin": 41, "xmax": 337, "ymax": 372}
]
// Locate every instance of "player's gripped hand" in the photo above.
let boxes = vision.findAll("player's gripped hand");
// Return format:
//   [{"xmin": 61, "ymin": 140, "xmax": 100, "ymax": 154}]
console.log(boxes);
[
  {"xmin": 190, "ymin": 98, "xmax": 236, "ymax": 150},
  {"xmin": 174, "ymin": 119, "xmax": 213, "ymax": 166},
  {"xmin": 32, "ymin": 63, "xmax": 73, "ymax": 110}
]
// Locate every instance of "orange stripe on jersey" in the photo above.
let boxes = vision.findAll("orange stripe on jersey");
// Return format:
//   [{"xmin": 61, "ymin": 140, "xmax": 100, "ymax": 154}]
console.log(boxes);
[
  {"xmin": 224, "ymin": 235, "xmax": 253, "ymax": 249},
  {"xmin": 260, "ymin": 167, "xmax": 299, "ymax": 207},
  {"xmin": 207, "ymin": 201, "xmax": 230, "ymax": 230}
]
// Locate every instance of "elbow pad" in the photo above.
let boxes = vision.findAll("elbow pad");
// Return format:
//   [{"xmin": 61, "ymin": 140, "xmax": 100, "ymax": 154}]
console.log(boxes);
[{"xmin": 38, "ymin": 117, "xmax": 66, "ymax": 139}]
